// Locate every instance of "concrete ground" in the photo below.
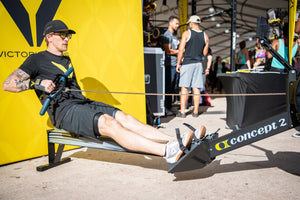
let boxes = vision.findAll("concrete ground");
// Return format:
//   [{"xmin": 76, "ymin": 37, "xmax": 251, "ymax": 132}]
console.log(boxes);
[{"xmin": 0, "ymin": 97, "xmax": 300, "ymax": 200}]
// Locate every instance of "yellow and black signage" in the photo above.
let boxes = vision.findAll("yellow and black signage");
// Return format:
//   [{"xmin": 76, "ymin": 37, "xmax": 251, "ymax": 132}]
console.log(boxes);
[
  {"xmin": 210, "ymin": 115, "xmax": 289, "ymax": 157},
  {"xmin": 0, "ymin": 0, "xmax": 145, "ymax": 165}
]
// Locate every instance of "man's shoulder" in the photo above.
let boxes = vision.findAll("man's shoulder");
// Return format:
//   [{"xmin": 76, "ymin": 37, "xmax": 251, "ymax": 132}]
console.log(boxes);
[
  {"xmin": 163, "ymin": 29, "xmax": 171, "ymax": 37},
  {"xmin": 182, "ymin": 30, "xmax": 190, "ymax": 37},
  {"xmin": 22, "ymin": 51, "xmax": 45, "ymax": 63},
  {"xmin": 29, "ymin": 51, "xmax": 48, "ymax": 59}
]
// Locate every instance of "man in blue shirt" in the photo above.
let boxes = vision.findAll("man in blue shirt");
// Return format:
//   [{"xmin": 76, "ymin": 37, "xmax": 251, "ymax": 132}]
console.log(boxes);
[{"xmin": 163, "ymin": 16, "xmax": 180, "ymax": 116}]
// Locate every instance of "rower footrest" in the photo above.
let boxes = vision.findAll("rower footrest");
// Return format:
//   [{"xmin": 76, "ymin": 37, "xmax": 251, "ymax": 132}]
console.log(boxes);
[{"xmin": 168, "ymin": 132, "xmax": 218, "ymax": 173}]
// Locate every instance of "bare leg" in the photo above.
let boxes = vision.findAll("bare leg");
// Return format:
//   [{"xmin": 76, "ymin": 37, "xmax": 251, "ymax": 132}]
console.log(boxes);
[
  {"xmin": 98, "ymin": 114, "xmax": 166, "ymax": 156},
  {"xmin": 192, "ymin": 87, "xmax": 200, "ymax": 114},
  {"xmin": 180, "ymin": 87, "xmax": 188, "ymax": 114},
  {"xmin": 115, "ymin": 111, "xmax": 173, "ymax": 143}
]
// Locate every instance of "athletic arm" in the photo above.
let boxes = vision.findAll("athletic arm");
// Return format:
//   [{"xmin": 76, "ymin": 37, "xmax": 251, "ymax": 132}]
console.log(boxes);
[
  {"xmin": 243, "ymin": 49, "xmax": 251, "ymax": 69},
  {"xmin": 267, "ymin": 39, "xmax": 279, "ymax": 59},
  {"xmin": 296, "ymin": 41, "xmax": 300, "ymax": 56},
  {"xmin": 205, "ymin": 55, "xmax": 213, "ymax": 75},
  {"xmin": 176, "ymin": 31, "xmax": 188, "ymax": 72},
  {"xmin": 296, "ymin": 18, "xmax": 300, "ymax": 34},
  {"xmin": 235, "ymin": 52, "xmax": 239, "ymax": 64},
  {"xmin": 202, "ymin": 34, "xmax": 209, "ymax": 56},
  {"xmin": 2, "ymin": 68, "xmax": 55, "ymax": 93},
  {"xmin": 163, "ymin": 43, "xmax": 178, "ymax": 55},
  {"xmin": 2, "ymin": 68, "xmax": 30, "ymax": 92}
]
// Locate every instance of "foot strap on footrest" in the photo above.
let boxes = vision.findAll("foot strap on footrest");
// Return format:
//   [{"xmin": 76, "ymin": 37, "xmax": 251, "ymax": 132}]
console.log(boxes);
[
  {"xmin": 183, "ymin": 123, "xmax": 196, "ymax": 132},
  {"xmin": 183, "ymin": 123, "xmax": 199, "ymax": 141},
  {"xmin": 175, "ymin": 128, "xmax": 189, "ymax": 154}
]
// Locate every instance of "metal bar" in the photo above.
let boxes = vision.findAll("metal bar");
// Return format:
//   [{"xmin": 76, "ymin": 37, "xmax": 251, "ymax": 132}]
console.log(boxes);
[
  {"xmin": 66, "ymin": 88, "xmax": 286, "ymax": 97},
  {"xmin": 230, "ymin": 0, "xmax": 237, "ymax": 71},
  {"xmin": 192, "ymin": 0, "xmax": 196, "ymax": 15},
  {"xmin": 47, "ymin": 130, "xmax": 56, "ymax": 164},
  {"xmin": 259, "ymin": 38, "xmax": 293, "ymax": 71},
  {"xmin": 54, "ymin": 144, "xmax": 65, "ymax": 163}
]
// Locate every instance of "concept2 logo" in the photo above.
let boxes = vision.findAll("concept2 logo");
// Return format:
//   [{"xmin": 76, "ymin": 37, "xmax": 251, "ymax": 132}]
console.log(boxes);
[
  {"xmin": 1, "ymin": 0, "xmax": 62, "ymax": 47},
  {"xmin": 215, "ymin": 118, "xmax": 288, "ymax": 151}
]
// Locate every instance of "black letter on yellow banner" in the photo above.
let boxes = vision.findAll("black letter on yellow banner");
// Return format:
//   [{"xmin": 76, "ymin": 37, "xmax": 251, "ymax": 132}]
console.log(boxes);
[{"xmin": 1, "ymin": 0, "xmax": 62, "ymax": 47}]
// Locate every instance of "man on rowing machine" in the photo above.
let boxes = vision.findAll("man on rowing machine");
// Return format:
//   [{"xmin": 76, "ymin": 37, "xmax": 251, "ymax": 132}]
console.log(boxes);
[{"xmin": 2, "ymin": 20, "xmax": 206, "ymax": 164}]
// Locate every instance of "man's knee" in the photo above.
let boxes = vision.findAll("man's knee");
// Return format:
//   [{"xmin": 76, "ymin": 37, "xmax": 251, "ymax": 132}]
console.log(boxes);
[
  {"xmin": 115, "ymin": 111, "xmax": 136, "ymax": 123},
  {"xmin": 98, "ymin": 114, "xmax": 122, "ymax": 136},
  {"xmin": 181, "ymin": 87, "xmax": 188, "ymax": 93},
  {"xmin": 193, "ymin": 88, "xmax": 200, "ymax": 94}
]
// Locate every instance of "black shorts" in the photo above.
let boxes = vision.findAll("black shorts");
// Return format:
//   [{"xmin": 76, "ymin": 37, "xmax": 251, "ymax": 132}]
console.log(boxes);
[{"xmin": 60, "ymin": 101, "xmax": 119, "ymax": 138}]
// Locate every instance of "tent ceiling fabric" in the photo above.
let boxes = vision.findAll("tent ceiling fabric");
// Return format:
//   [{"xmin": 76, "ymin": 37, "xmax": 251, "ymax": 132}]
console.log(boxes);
[{"xmin": 148, "ymin": 0, "xmax": 292, "ymax": 60}]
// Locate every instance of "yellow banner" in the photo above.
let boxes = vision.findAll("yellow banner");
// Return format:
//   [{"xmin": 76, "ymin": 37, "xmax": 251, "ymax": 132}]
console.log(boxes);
[
  {"xmin": 178, "ymin": 0, "xmax": 188, "ymax": 35},
  {"xmin": 0, "ymin": 0, "xmax": 145, "ymax": 165},
  {"xmin": 289, "ymin": 0, "xmax": 297, "ymax": 64}
]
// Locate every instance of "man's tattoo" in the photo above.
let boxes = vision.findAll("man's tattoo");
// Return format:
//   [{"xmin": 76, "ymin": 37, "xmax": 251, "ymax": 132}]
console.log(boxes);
[
  {"xmin": 14, "ymin": 79, "xmax": 29, "ymax": 91},
  {"xmin": 4, "ymin": 69, "xmax": 30, "ymax": 91},
  {"xmin": 14, "ymin": 68, "xmax": 30, "ymax": 79}
]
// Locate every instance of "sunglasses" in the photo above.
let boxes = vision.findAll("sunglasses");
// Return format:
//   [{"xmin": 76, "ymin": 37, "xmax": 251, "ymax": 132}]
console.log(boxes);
[{"xmin": 52, "ymin": 32, "xmax": 72, "ymax": 39}]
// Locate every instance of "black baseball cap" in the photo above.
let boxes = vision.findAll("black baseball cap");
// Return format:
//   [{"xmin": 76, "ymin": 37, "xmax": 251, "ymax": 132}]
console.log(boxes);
[{"xmin": 43, "ymin": 20, "xmax": 76, "ymax": 36}]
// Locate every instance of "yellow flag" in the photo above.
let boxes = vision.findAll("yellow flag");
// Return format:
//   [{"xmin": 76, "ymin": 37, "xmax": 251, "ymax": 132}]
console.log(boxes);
[{"xmin": 289, "ymin": 0, "xmax": 298, "ymax": 64}]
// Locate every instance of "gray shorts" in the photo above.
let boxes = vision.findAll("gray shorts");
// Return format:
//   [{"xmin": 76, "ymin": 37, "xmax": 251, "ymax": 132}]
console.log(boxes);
[
  {"xmin": 60, "ymin": 101, "xmax": 119, "ymax": 138},
  {"xmin": 179, "ymin": 62, "xmax": 204, "ymax": 88}
]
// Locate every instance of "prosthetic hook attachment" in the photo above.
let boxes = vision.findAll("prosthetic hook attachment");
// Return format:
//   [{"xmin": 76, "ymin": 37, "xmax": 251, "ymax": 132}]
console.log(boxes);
[{"xmin": 40, "ymin": 67, "xmax": 74, "ymax": 115}]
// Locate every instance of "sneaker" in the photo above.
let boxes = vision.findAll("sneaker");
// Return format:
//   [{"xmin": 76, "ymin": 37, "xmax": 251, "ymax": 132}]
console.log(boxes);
[
  {"xmin": 292, "ymin": 132, "xmax": 300, "ymax": 138},
  {"xmin": 164, "ymin": 130, "xmax": 194, "ymax": 164},
  {"xmin": 194, "ymin": 125, "xmax": 206, "ymax": 140}
]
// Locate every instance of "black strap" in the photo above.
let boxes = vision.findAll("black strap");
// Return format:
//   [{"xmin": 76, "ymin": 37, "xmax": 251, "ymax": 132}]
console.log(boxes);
[
  {"xmin": 175, "ymin": 128, "xmax": 189, "ymax": 154},
  {"xmin": 183, "ymin": 123, "xmax": 196, "ymax": 132},
  {"xmin": 93, "ymin": 112, "xmax": 103, "ymax": 138},
  {"xmin": 183, "ymin": 123, "xmax": 198, "ymax": 141},
  {"xmin": 29, "ymin": 79, "xmax": 45, "ymax": 91}
]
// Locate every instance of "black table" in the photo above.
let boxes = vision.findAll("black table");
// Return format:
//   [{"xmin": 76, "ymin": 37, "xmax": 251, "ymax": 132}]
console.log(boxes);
[{"xmin": 218, "ymin": 72, "xmax": 287, "ymax": 129}]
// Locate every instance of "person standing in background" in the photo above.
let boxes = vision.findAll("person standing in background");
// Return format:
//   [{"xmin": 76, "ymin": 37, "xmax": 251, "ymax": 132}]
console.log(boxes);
[
  {"xmin": 253, "ymin": 42, "xmax": 266, "ymax": 67},
  {"xmin": 176, "ymin": 15, "xmax": 209, "ymax": 118},
  {"xmin": 267, "ymin": 23, "xmax": 299, "ymax": 73},
  {"xmin": 212, "ymin": 56, "xmax": 226, "ymax": 93},
  {"xmin": 201, "ymin": 48, "xmax": 212, "ymax": 106},
  {"xmin": 203, "ymin": 48, "xmax": 213, "ymax": 87},
  {"xmin": 236, "ymin": 40, "xmax": 251, "ymax": 70},
  {"xmin": 163, "ymin": 16, "xmax": 180, "ymax": 116}
]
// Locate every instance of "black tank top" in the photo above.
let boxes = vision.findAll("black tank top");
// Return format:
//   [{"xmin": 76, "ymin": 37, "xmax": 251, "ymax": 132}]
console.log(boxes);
[{"xmin": 182, "ymin": 29, "xmax": 206, "ymax": 65}]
